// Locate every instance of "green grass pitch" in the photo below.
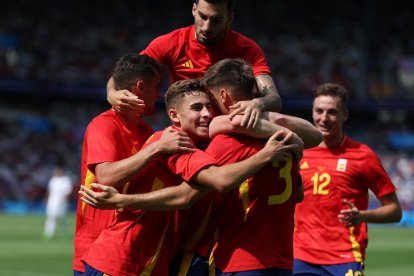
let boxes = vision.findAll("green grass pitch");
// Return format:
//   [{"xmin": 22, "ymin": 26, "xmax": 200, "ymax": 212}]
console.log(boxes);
[{"xmin": 0, "ymin": 213, "xmax": 413, "ymax": 275}]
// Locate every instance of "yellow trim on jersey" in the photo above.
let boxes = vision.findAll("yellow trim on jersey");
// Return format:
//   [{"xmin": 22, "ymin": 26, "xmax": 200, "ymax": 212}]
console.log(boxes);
[
  {"xmin": 349, "ymin": 226, "xmax": 363, "ymax": 262},
  {"xmin": 152, "ymin": 177, "xmax": 164, "ymax": 191},
  {"xmin": 239, "ymin": 179, "xmax": 250, "ymax": 222},
  {"xmin": 81, "ymin": 169, "xmax": 95, "ymax": 218},
  {"xmin": 140, "ymin": 221, "xmax": 171, "ymax": 276},
  {"xmin": 177, "ymin": 251, "xmax": 195, "ymax": 276},
  {"xmin": 208, "ymin": 229, "xmax": 219, "ymax": 276}
]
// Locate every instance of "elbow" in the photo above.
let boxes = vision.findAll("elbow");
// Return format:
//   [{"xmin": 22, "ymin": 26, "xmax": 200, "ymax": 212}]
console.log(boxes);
[
  {"xmin": 209, "ymin": 180, "xmax": 230, "ymax": 193},
  {"xmin": 394, "ymin": 207, "xmax": 403, "ymax": 223},
  {"xmin": 304, "ymin": 132, "xmax": 323, "ymax": 149},
  {"xmin": 95, "ymin": 175, "xmax": 118, "ymax": 188}
]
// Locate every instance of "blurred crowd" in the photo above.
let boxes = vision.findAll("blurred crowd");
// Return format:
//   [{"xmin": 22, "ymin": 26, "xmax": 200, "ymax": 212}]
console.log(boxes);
[
  {"xmin": 0, "ymin": 1, "xmax": 413, "ymax": 218},
  {"xmin": 1, "ymin": 1, "xmax": 413, "ymax": 98}
]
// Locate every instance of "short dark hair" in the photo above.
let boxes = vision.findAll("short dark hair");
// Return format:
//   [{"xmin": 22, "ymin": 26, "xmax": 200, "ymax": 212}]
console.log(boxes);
[
  {"xmin": 165, "ymin": 79, "xmax": 208, "ymax": 110},
  {"xmin": 112, "ymin": 54, "xmax": 161, "ymax": 90},
  {"xmin": 202, "ymin": 58, "xmax": 255, "ymax": 99},
  {"xmin": 314, "ymin": 83, "xmax": 349, "ymax": 111},
  {"xmin": 195, "ymin": 0, "xmax": 236, "ymax": 13}
]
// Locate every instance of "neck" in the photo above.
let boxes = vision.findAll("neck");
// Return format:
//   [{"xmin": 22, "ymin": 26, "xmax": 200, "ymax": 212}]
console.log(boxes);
[
  {"xmin": 320, "ymin": 134, "xmax": 345, "ymax": 148},
  {"xmin": 116, "ymin": 109, "xmax": 141, "ymax": 125}
]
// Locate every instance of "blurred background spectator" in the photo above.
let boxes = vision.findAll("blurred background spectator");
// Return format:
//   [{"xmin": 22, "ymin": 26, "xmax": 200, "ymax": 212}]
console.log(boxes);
[{"xmin": 0, "ymin": 0, "xmax": 413, "ymax": 224}]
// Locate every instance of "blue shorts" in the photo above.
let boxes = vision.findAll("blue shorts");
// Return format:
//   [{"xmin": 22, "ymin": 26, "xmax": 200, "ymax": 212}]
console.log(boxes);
[
  {"xmin": 169, "ymin": 249, "xmax": 209, "ymax": 276},
  {"xmin": 84, "ymin": 263, "xmax": 105, "ymax": 276},
  {"xmin": 215, "ymin": 267, "xmax": 292, "ymax": 276},
  {"xmin": 293, "ymin": 259, "xmax": 364, "ymax": 276},
  {"xmin": 73, "ymin": 270, "xmax": 84, "ymax": 276}
]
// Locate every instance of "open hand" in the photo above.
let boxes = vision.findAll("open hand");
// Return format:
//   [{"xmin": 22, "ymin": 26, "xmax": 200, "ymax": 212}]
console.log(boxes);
[
  {"xmin": 338, "ymin": 199, "xmax": 361, "ymax": 227},
  {"xmin": 158, "ymin": 127, "xmax": 196, "ymax": 154},
  {"xmin": 79, "ymin": 183, "xmax": 123, "ymax": 209},
  {"xmin": 229, "ymin": 99, "xmax": 261, "ymax": 129},
  {"xmin": 110, "ymin": 90, "xmax": 145, "ymax": 116}
]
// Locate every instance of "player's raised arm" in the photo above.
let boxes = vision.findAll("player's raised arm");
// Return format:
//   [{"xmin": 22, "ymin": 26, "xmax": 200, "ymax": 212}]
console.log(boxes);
[{"xmin": 228, "ymin": 74, "xmax": 282, "ymax": 128}]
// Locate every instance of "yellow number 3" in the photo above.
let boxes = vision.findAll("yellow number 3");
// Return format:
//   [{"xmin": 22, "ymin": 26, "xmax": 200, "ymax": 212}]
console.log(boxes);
[{"xmin": 268, "ymin": 157, "xmax": 293, "ymax": 205}]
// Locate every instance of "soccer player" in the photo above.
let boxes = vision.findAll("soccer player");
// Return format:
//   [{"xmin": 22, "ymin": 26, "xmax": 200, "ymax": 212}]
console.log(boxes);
[
  {"xmin": 200, "ymin": 58, "xmax": 305, "ymax": 275},
  {"xmin": 43, "ymin": 165, "xmax": 73, "ymax": 240},
  {"xmin": 293, "ymin": 83, "xmax": 402, "ymax": 275},
  {"xmin": 73, "ymin": 54, "xmax": 195, "ymax": 275},
  {"xmin": 107, "ymin": 0, "xmax": 282, "ymax": 128},
  {"xmin": 81, "ymin": 79, "xmax": 296, "ymax": 276}
]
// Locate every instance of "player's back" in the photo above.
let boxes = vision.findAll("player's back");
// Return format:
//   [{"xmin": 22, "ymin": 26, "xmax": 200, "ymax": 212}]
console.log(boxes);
[{"xmin": 206, "ymin": 133, "xmax": 299, "ymax": 272}]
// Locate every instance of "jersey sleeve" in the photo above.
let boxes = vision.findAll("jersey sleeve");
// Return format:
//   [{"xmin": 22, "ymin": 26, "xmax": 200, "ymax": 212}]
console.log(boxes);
[
  {"xmin": 362, "ymin": 147, "xmax": 397, "ymax": 198},
  {"xmin": 166, "ymin": 149, "xmax": 218, "ymax": 182},
  {"xmin": 142, "ymin": 128, "xmax": 218, "ymax": 182},
  {"xmin": 205, "ymin": 134, "xmax": 257, "ymax": 166},
  {"xmin": 140, "ymin": 34, "xmax": 171, "ymax": 66},
  {"xmin": 84, "ymin": 116, "xmax": 120, "ymax": 169},
  {"xmin": 237, "ymin": 36, "xmax": 271, "ymax": 77},
  {"xmin": 248, "ymin": 45, "xmax": 271, "ymax": 77}
]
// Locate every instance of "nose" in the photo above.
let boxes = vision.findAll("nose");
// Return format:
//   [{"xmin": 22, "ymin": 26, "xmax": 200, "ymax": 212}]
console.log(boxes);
[
  {"xmin": 202, "ymin": 19, "xmax": 212, "ymax": 32},
  {"xmin": 201, "ymin": 106, "xmax": 212, "ymax": 118},
  {"xmin": 320, "ymin": 111, "xmax": 329, "ymax": 122}
]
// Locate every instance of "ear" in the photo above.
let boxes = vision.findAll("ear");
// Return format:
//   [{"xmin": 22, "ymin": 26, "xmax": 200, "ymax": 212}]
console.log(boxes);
[
  {"xmin": 132, "ymin": 80, "xmax": 144, "ymax": 96},
  {"xmin": 227, "ymin": 12, "xmax": 234, "ymax": 25},
  {"xmin": 219, "ymin": 88, "xmax": 228, "ymax": 103},
  {"xmin": 168, "ymin": 108, "xmax": 181, "ymax": 125},
  {"xmin": 192, "ymin": 3, "xmax": 197, "ymax": 18},
  {"xmin": 343, "ymin": 109, "xmax": 349, "ymax": 121}
]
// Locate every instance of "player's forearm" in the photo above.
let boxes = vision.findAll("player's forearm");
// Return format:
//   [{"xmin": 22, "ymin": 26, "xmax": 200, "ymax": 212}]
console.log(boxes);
[
  {"xmin": 263, "ymin": 112, "xmax": 323, "ymax": 148},
  {"xmin": 107, "ymin": 77, "xmax": 116, "ymax": 105},
  {"xmin": 120, "ymin": 183, "xmax": 207, "ymax": 210},
  {"xmin": 196, "ymin": 152, "xmax": 270, "ymax": 193},
  {"xmin": 209, "ymin": 114, "xmax": 288, "ymax": 139},
  {"xmin": 360, "ymin": 203, "xmax": 402, "ymax": 224},
  {"xmin": 255, "ymin": 74, "xmax": 282, "ymax": 112},
  {"xmin": 95, "ymin": 143, "xmax": 164, "ymax": 189}
]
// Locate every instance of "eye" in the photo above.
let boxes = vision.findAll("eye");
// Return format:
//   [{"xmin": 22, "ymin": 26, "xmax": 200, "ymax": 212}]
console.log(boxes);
[
  {"xmin": 328, "ymin": 110, "xmax": 338, "ymax": 116},
  {"xmin": 191, "ymin": 104, "xmax": 203, "ymax": 111}
]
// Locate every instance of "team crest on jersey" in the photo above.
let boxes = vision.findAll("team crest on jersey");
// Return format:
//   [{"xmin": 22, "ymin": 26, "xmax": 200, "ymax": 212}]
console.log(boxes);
[
  {"xmin": 182, "ymin": 60, "xmax": 194, "ymax": 68},
  {"xmin": 336, "ymin": 158, "xmax": 348, "ymax": 172}
]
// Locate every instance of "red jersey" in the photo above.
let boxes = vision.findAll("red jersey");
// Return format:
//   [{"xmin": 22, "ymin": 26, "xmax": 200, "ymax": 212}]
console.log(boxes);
[
  {"xmin": 73, "ymin": 109, "xmax": 153, "ymax": 272},
  {"xmin": 140, "ymin": 25, "xmax": 271, "ymax": 83},
  {"xmin": 206, "ymin": 134, "xmax": 299, "ymax": 272},
  {"xmin": 294, "ymin": 136, "xmax": 397, "ymax": 265},
  {"xmin": 82, "ymin": 128, "xmax": 218, "ymax": 276}
]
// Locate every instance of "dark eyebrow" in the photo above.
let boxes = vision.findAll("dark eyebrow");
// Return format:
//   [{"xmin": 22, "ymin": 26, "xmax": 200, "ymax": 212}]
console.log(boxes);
[{"xmin": 198, "ymin": 10, "xmax": 224, "ymax": 20}]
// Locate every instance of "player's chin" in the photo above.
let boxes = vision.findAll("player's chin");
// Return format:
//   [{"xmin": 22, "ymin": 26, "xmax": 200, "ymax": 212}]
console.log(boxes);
[{"xmin": 197, "ymin": 127, "xmax": 210, "ymax": 138}]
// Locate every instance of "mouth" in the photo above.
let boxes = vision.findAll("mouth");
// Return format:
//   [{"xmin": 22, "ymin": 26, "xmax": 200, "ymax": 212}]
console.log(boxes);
[
  {"xmin": 198, "ymin": 122, "xmax": 210, "ymax": 129},
  {"xmin": 317, "ymin": 125, "xmax": 330, "ymax": 133},
  {"xmin": 199, "ymin": 31, "xmax": 212, "ymax": 40}
]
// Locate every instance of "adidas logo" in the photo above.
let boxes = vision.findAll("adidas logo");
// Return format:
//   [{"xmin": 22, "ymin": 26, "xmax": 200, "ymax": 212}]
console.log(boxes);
[
  {"xmin": 300, "ymin": 161, "xmax": 309, "ymax": 170},
  {"xmin": 182, "ymin": 60, "xmax": 194, "ymax": 68}
]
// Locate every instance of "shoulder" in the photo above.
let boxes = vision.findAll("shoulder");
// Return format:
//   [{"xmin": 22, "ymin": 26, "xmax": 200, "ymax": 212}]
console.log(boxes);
[
  {"xmin": 228, "ymin": 29, "xmax": 262, "ymax": 48},
  {"xmin": 86, "ymin": 110, "xmax": 118, "ymax": 130},
  {"xmin": 142, "ymin": 128, "xmax": 167, "ymax": 147},
  {"xmin": 344, "ymin": 137, "xmax": 378, "ymax": 159}
]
